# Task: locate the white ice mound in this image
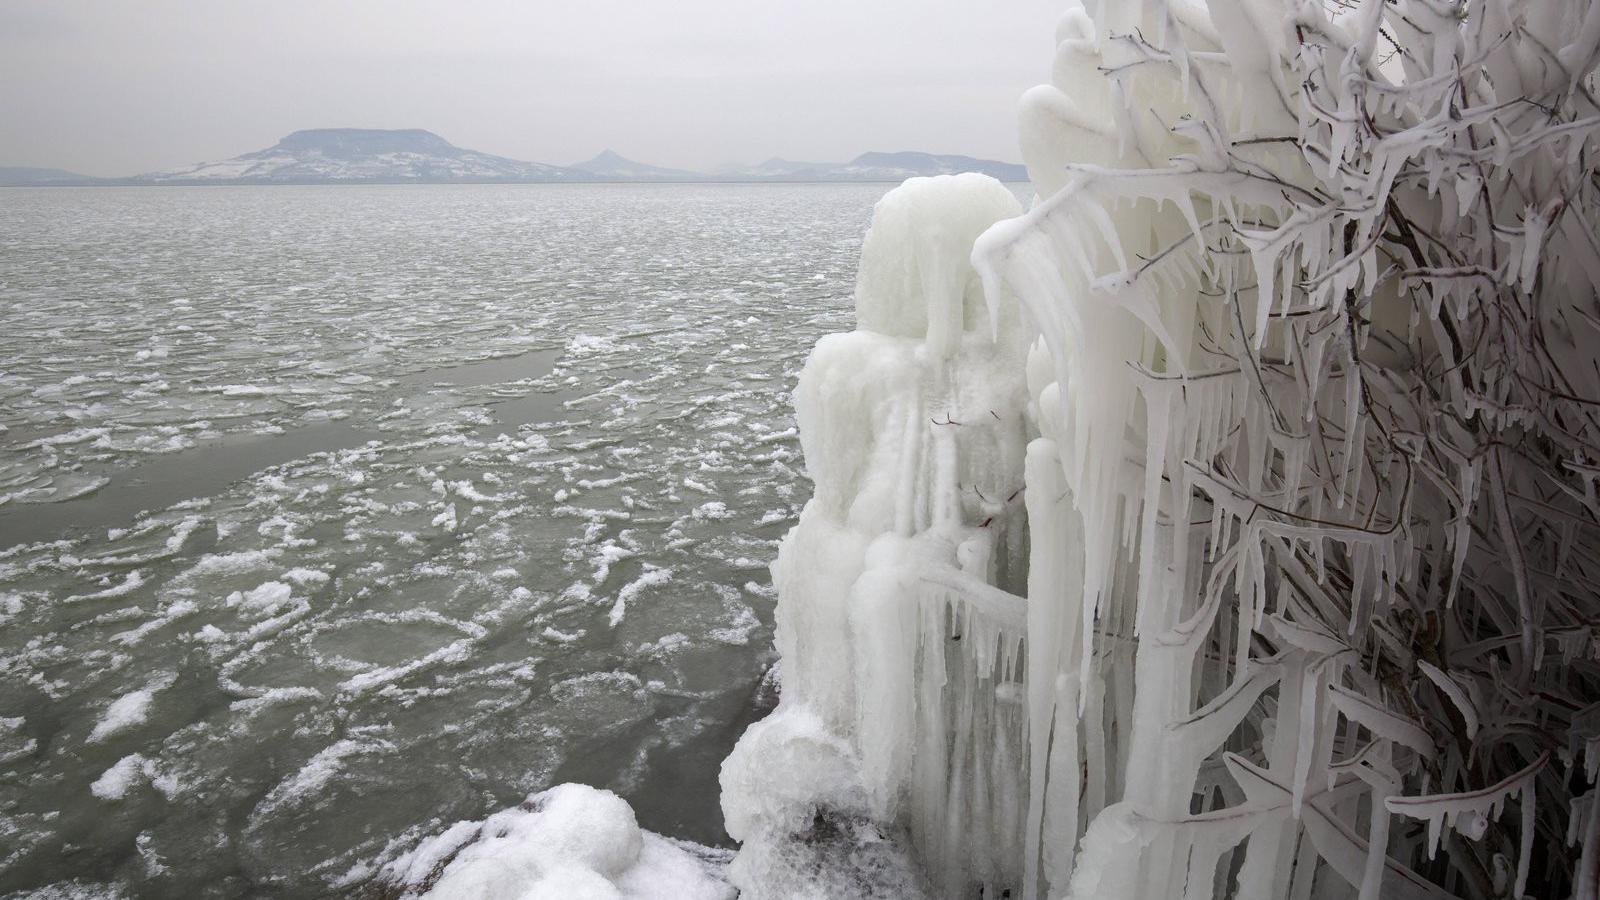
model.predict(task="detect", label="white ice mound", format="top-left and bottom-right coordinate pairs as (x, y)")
top-left (720, 173), bottom-right (1031, 899)
top-left (721, 707), bottom-right (931, 900)
top-left (854, 173), bottom-right (1027, 356)
top-left (384, 783), bottom-right (734, 900)
top-left (721, 707), bottom-right (866, 841)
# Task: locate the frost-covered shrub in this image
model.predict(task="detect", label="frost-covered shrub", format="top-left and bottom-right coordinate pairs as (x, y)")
top-left (726, 2), bottom-right (1600, 899)
top-left (971, 1), bottom-right (1600, 898)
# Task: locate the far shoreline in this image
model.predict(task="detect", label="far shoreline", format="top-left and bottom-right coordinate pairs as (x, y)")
top-left (0, 177), bottom-right (1032, 188)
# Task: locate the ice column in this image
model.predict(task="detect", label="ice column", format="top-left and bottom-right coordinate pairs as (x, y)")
top-left (720, 174), bottom-right (1033, 899)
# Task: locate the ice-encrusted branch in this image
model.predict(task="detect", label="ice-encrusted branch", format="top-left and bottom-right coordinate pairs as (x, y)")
top-left (1386, 750), bottom-right (1550, 896)
top-left (967, 1), bottom-right (1600, 897)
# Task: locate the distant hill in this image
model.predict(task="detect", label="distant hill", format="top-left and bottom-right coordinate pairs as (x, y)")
top-left (0, 166), bottom-right (97, 186)
top-left (724, 152), bottom-right (1027, 182)
top-left (713, 153), bottom-right (1027, 182)
top-left (712, 157), bottom-right (831, 178)
top-left (138, 128), bottom-right (584, 184)
top-left (8, 131), bottom-right (1028, 186)
top-left (821, 151), bottom-right (1027, 182)
top-left (570, 150), bottom-right (700, 181)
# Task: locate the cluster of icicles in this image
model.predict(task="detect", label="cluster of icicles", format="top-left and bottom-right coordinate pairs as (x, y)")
top-left (720, 1), bottom-right (1600, 899)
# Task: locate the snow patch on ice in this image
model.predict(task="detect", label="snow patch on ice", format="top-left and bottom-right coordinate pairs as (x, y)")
top-left (91, 754), bottom-right (178, 800)
top-left (253, 738), bottom-right (391, 818)
top-left (65, 571), bottom-right (146, 603)
top-left (566, 334), bottom-right (622, 356)
top-left (692, 501), bottom-right (731, 520)
top-left (88, 675), bottom-right (174, 743)
top-left (607, 567), bottom-right (673, 627)
top-left (226, 580), bottom-right (294, 615)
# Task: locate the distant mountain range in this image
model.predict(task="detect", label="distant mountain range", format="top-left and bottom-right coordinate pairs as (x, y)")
top-left (146, 128), bottom-right (577, 184)
top-left (0, 129), bottom-right (1026, 186)
top-left (711, 151), bottom-right (1026, 182)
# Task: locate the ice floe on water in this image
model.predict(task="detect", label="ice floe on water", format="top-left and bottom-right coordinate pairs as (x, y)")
top-left (0, 183), bottom-right (911, 897)
top-left (89, 753), bottom-right (178, 802)
top-left (86, 675), bottom-right (173, 744)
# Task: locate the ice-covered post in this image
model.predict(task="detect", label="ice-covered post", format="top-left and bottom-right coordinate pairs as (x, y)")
top-left (721, 174), bottom-right (1037, 898)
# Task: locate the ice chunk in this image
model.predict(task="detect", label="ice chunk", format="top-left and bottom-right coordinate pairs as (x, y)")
top-left (692, 501), bottom-right (731, 520)
top-left (281, 567), bottom-right (330, 587)
top-left (226, 581), bottom-right (293, 615)
top-left (88, 676), bottom-right (172, 743)
top-left (91, 754), bottom-right (148, 800)
top-left (607, 567), bottom-right (672, 628)
top-left (431, 503), bottom-right (458, 531)
top-left (91, 754), bottom-right (176, 800)
top-left (65, 571), bottom-right (146, 603)
top-left (183, 549), bottom-right (282, 579)
top-left (566, 334), bottom-right (620, 355)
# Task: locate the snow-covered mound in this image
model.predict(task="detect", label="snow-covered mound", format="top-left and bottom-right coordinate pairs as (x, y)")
top-left (380, 783), bottom-right (735, 900)
top-left (144, 128), bottom-right (581, 184)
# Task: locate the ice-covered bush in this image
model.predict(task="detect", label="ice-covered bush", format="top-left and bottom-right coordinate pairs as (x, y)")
top-left (973, 1), bottom-right (1600, 897)
top-left (726, 1), bottom-right (1600, 898)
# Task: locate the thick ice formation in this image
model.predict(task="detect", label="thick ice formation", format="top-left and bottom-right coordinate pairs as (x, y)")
top-left (723, 1), bottom-right (1600, 898)
top-left (721, 173), bottom-right (1029, 898)
top-left (381, 783), bottom-right (734, 900)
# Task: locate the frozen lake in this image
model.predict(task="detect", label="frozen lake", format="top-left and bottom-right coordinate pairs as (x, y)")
top-left (0, 183), bottom-right (881, 898)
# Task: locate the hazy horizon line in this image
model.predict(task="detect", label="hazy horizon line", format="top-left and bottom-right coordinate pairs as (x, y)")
top-left (3, 126), bottom-right (1027, 180)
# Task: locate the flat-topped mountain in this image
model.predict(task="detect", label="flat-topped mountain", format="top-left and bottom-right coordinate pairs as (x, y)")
top-left (143, 128), bottom-right (582, 184)
top-left (275, 128), bottom-right (457, 156)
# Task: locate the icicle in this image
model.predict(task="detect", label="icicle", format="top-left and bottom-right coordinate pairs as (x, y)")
top-left (1384, 752), bottom-right (1550, 869)
top-left (1515, 777), bottom-right (1534, 899)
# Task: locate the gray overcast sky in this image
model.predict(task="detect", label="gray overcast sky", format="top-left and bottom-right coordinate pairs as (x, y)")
top-left (0, 1), bottom-right (1062, 177)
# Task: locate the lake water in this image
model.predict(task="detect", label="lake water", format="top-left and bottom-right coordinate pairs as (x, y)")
top-left (0, 183), bottom-right (882, 898)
